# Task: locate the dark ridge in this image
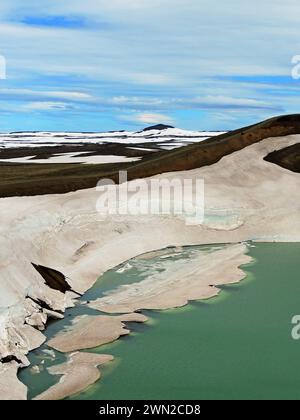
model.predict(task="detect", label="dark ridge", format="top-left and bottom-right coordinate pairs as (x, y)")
top-left (276, 114), bottom-right (300, 123)
top-left (142, 124), bottom-right (174, 132)
top-left (1, 355), bottom-right (23, 364)
top-left (264, 143), bottom-right (300, 173)
top-left (0, 114), bottom-right (300, 197)
top-left (31, 263), bottom-right (81, 296)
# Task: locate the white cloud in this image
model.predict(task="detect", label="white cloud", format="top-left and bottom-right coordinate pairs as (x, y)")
top-left (110, 96), bottom-right (164, 107)
top-left (23, 101), bottom-right (72, 111)
top-left (120, 112), bottom-right (175, 125)
top-left (128, 73), bottom-right (173, 85)
top-left (188, 95), bottom-right (276, 110)
top-left (0, 88), bottom-right (93, 102)
top-left (0, 90), bottom-right (283, 117)
top-left (107, 94), bottom-right (280, 112)
top-left (46, 91), bottom-right (92, 100)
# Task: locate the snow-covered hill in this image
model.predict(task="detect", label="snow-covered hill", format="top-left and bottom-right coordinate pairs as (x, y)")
top-left (0, 127), bottom-right (226, 150)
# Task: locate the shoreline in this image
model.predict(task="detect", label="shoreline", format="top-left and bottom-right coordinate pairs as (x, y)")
top-left (32, 243), bottom-right (252, 400)
top-left (87, 243), bottom-right (251, 314)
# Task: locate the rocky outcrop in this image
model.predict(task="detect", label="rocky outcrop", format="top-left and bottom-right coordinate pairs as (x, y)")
top-left (264, 142), bottom-right (300, 173)
top-left (31, 263), bottom-right (81, 295)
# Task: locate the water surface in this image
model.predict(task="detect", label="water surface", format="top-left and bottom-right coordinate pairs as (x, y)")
top-left (20, 243), bottom-right (300, 400)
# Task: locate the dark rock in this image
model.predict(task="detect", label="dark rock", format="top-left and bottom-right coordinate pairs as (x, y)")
top-left (31, 263), bottom-right (81, 296)
top-left (143, 124), bottom-right (174, 132)
top-left (1, 355), bottom-right (23, 364)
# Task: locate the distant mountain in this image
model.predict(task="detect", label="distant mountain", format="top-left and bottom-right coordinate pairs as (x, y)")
top-left (142, 124), bottom-right (175, 132)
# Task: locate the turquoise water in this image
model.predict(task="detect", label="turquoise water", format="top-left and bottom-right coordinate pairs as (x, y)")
top-left (20, 243), bottom-right (300, 400)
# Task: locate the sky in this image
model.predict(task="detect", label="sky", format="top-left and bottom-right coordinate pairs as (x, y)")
top-left (0, 0), bottom-right (300, 132)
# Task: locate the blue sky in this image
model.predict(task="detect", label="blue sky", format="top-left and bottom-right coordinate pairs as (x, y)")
top-left (0, 0), bottom-right (300, 132)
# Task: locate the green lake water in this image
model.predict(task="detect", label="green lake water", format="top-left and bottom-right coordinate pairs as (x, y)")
top-left (19, 243), bottom-right (300, 400)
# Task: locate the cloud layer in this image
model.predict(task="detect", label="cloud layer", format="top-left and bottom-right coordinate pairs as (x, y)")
top-left (0, 1), bottom-right (300, 131)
